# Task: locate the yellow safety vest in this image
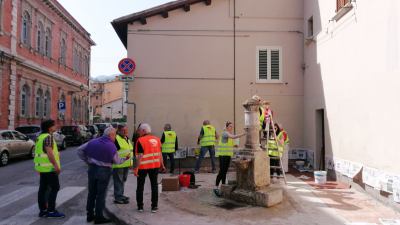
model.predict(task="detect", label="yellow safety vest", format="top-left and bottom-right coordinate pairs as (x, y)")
top-left (34, 133), bottom-right (60, 173)
top-left (267, 138), bottom-right (284, 157)
top-left (200, 125), bottom-right (216, 147)
top-left (259, 107), bottom-right (265, 130)
top-left (162, 131), bottom-right (177, 153)
top-left (216, 133), bottom-right (234, 157)
top-left (112, 135), bottom-right (134, 169)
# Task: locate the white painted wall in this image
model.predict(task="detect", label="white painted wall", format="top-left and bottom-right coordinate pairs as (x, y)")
top-left (101, 98), bottom-right (126, 120)
top-left (304, 0), bottom-right (400, 174)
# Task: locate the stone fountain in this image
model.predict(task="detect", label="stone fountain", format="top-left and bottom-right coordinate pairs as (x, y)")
top-left (220, 98), bottom-right (283, 207)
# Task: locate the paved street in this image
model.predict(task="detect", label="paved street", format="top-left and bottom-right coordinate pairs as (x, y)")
top-left (0, 146), bottom-right (115, 225)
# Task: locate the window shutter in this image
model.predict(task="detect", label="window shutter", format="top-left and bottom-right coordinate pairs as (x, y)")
top-left (270, 50), bottom-right (280, 80)
top-left (258, 49), bottom-right (268, 80)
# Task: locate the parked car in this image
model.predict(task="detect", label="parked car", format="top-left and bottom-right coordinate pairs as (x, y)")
top-left (60, 125), bottom-right (91, 146)
top-left (15, 125), bottom-right (67, 150)
top-left (0, 130), bottom-right (35, 166)
top-left (86, 125), bottom-right (99, 139)
top-left (94, 123), bottom-right (111, 136)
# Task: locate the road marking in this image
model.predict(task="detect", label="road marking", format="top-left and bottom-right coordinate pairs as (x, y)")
top-left (61, 216), bottom-right (86, 225)
top-left (0, 186), bottom-right (37, 209)
top-left (0, 186), bottom-right (85, 225)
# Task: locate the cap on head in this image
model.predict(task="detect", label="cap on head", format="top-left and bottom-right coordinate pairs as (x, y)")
top-left (164, 123), bottom-right (172, 131)
top-left (41, 119), bottom-right (55, 133)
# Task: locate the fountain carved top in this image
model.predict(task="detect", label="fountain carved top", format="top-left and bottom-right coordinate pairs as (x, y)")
top-left (243, 95), bottom-right (269, 112)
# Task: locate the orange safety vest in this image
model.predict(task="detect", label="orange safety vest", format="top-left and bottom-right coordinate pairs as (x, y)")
top-left (136, 135), bottom-right (162, 170)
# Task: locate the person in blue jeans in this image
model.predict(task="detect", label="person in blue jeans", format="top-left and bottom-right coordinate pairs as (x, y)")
top-left (77, 127), bottom-right (130, 224)
top-left (194, 120), bottom-right (219, 173)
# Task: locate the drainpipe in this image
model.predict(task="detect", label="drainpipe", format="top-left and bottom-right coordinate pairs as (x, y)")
top-left (124, 86), bottom-right (136, 130)
top-left (233, 0), bottom-right (236, 132)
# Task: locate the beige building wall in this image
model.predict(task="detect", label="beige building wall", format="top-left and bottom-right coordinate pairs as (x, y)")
top-left (103, 79), bottom-right (123, 104)
top-left (90, 82), bottom-right (104, 117)
top-left (304, 0), bottom-right (400, 174)
top-left (126, 0), bottom-right (304, 148)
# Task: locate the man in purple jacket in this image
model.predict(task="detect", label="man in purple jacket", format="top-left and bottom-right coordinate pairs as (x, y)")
top-left (78, 127), bottom-right (130, 224)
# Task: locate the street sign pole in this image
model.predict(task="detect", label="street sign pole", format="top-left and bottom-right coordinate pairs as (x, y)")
top-left (118, 57), bottom-right (136, 127)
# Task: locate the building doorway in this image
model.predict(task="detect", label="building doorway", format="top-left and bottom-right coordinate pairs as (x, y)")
top-left (315, 109), bottom-right (325, 170)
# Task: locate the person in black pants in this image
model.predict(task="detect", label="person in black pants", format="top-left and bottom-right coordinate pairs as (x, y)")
top-left (214, 121), bottom-right (245, 197)
top-left (133, 123), bottom-right (166, 213)
top-left (161, 124), bottom-right (178, 174)
top-left (35, 119), bottom-right (65, 218)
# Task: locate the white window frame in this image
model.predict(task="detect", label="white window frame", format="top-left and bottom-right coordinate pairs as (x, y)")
top-left (256, 46), bottom-right (283, 83)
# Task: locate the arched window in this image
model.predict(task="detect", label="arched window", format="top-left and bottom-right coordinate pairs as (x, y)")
top-left (0, 0), bottom-right (4, 31)
top-left (84, 55), bottom-right (89, 76)
top-left (45, 28), bottom-right (52, 57)
top-left (72, 98), bottom-right (78, 120)
top-left (77, 99), bottom-right (82, 121)
top-left (21, 84), bottom-right (30, 116)
top-left (43, 90), bottom-right (51, 118)
top-left (37, 22), bottom-right (44, 53)
top-left (84, 100), bottom-right (89, 122)
top-left (73, 49), bottom-right (78, 72)
top-left (21, 11), bottom-right (31, 46)
top-left (35, 88), bottom-right (43, 117)
top-left (60, 38), bottom-right (66, 64)
top-left (78, 51), bottom-right (82, 74)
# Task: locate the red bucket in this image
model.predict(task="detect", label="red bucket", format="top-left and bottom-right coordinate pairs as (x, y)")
top-left (179, 174), bottom-right (191, 187)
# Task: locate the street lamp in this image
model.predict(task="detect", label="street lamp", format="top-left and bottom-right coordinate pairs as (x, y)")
top-left (106, 106), bottom-right (113, 122)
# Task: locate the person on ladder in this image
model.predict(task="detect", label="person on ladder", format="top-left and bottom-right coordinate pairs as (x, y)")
top-left (267, 123), bottom-right (285, 179)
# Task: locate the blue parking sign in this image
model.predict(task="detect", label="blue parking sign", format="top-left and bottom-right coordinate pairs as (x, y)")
top-left (58, 101), bottom-right (66, 112)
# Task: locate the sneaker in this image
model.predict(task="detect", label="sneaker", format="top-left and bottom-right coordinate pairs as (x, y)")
top-left (211, 170), bottom-right (217, 174)
top-left (151, 207), bottom-right (158, 213)
top-left (213, 188), bottom-right (222, 197)
top-left (137, 207), bottom-right (144, 212)
top-left (87, 214), bottom-right (94, 222)
top-left (122, 196), bottom-right (130, 201)
top-left (46, 210), bottom-right (65, 219)
top-left (114, 199), bottom-right (129, 204)
top-left (38, 210), bottom-right (47, 218)
top-left (94, 216), bottom-right (111, 224)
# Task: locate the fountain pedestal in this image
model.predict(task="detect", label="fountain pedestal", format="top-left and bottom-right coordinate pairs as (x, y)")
top-left (221, 98), bottom-right (283, 207)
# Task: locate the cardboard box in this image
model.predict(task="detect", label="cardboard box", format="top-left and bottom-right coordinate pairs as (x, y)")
top-left (162, 177), bottom-right (180, 191)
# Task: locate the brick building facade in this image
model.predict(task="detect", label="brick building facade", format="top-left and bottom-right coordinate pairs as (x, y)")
top-left (0, 0), bottom-right (94, 129)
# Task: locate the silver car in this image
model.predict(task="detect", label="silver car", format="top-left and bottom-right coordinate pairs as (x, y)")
top-left (0, 130), bottom-right (35, 166)
top-left (15, 125), bottom-right (67, 150)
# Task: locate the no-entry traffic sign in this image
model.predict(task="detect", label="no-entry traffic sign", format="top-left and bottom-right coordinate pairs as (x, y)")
top-left (118, 58), bottom-right (136, 75)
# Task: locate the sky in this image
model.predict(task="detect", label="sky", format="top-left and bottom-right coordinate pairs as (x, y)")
top-left (58, 0), bottom-right (171, 78)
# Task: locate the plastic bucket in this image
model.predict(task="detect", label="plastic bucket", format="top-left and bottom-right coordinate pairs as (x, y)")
top-left (314, 171), bottom-right (327, 184)
top-left (179, 174), bottom-right (191, 187)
